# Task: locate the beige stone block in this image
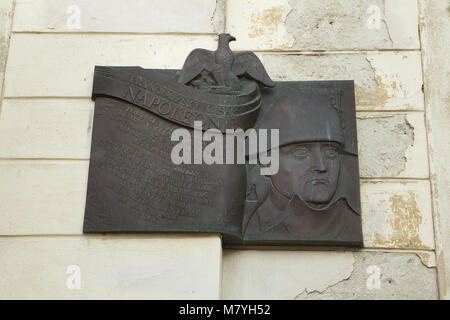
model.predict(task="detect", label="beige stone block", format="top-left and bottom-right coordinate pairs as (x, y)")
top-left (296, 251), bottom-right (437, 299)
top-left (0, 235), bottom-right (222, 299)
top-left (357, 112), bottom-right (429, 178)
top-left (261, 51), bottom-right (424, 111)
top-left (222, 250), bottom-right (355, 299)
top-left (361, 180), bottom-right (434, 250)
top-left (3, 34), bottom-right (217, 97)
top-left (222, 250), bottom-right (437, 299)
top-left (0, 160), bottom-right (88, 235)
top-left (13, 0), bottom-right (224, 34)
top-left (365, 52), bottom-right (424, 110)
top-left (226, 0), bottom-right (294, 51)
top-left (226, 0), bottom-right (419, 51)
top-left (0, 99), bottom-right (94, 159)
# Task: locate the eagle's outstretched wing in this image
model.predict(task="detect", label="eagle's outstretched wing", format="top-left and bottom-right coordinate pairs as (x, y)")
top-left (178, 49), bottom-right (216, 85)
top-left (232, 52), bottom-right (275, 87)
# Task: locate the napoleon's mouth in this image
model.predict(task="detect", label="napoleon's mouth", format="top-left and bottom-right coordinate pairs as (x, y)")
top-left (307, 178), bottom-right (329, 186)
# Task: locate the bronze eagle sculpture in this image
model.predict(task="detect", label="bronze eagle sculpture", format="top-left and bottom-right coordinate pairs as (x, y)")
top-left (178, 33), bottom-right (275, 91)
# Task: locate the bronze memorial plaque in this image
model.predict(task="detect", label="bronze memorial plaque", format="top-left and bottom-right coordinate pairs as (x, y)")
top-left (83, 34), bottom-right (363, 246)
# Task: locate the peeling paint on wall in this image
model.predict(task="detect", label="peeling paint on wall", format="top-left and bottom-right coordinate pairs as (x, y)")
top-left (361, 180), bottom-right (435, 250)
top-left (381, 191), bottom-right (423, 248)
top-left (222, 250), bottom-right (354, 299)
top-left (416, 252), bottom-right (437, 268)
top-left (226, 0), bottom-right (294, 50)
top-left (261, 52), bottom-right (424, 111)
top-left (283, 0), bottom-right (419, 50)
top-left (296, 252), bottom-right (437, 299)
top-left (357, 114), bottom-right (414, 177)
top-left (365, 52), bottom-right (423, 110)
top-left (247, 2), bottom-right (293, 49)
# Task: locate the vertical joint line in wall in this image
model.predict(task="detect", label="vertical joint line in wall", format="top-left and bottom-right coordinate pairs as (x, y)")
top-left (223, 0), bottom-right (227, 33)
top-left (382, 4), bottom-right (394, 46)
top-left (416, 0), bottom-right (422, 52)
top-left (0, 0), bottom-right (17, 118)
top-left (416, 0), bottom-right (441, 300)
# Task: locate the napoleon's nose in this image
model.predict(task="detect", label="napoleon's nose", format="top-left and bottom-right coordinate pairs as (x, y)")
top-left (311, 145), bottom-right (327, 173)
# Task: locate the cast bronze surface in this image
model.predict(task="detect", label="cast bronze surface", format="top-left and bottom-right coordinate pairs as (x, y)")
top-left (178, 33), bottom-right (275, 92)
top-left (243, 82), bottom-right (362, 246)
top-left (83, 34), bottom-right (363, 246)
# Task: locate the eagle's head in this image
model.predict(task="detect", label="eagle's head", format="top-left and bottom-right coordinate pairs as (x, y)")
top-left (218, 33), bottom-right (236, 43)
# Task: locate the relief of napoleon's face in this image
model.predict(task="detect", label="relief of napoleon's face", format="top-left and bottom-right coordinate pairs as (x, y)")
top-left (269, 142), bottom-right (341, 209)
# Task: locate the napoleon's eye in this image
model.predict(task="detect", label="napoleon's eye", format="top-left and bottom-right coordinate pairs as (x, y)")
top-left (323, 146), bottom-right (338, 159)
top-left (292, 147), bottom-right (310, 159)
